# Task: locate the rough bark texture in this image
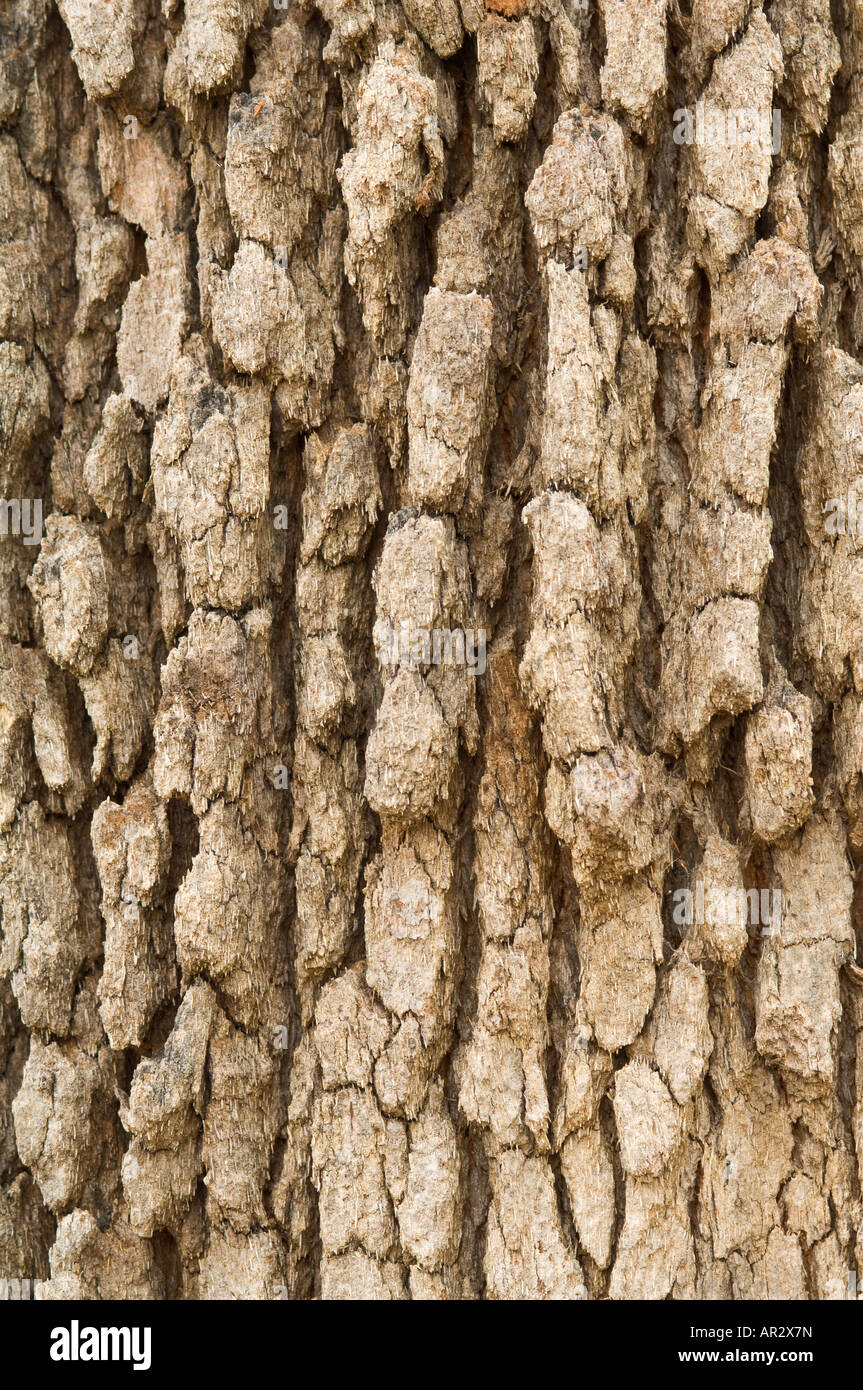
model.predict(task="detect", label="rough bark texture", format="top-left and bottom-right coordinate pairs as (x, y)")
top-left (3, 0), bottom-right (863, 1302)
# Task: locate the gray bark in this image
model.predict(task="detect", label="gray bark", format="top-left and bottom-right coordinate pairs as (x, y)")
top-left (2, 0), bottom-right (863, 1300)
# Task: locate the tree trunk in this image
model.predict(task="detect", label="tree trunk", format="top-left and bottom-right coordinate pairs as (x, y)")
top-left (2, 0), bottom-right (863, 1302)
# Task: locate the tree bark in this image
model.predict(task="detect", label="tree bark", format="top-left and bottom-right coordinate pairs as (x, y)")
top-left (2, 0), bottom-right (863, 1301)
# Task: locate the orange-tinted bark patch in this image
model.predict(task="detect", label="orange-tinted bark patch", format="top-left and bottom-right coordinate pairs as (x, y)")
top-left (484, 0), bottom-right (528, 17)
